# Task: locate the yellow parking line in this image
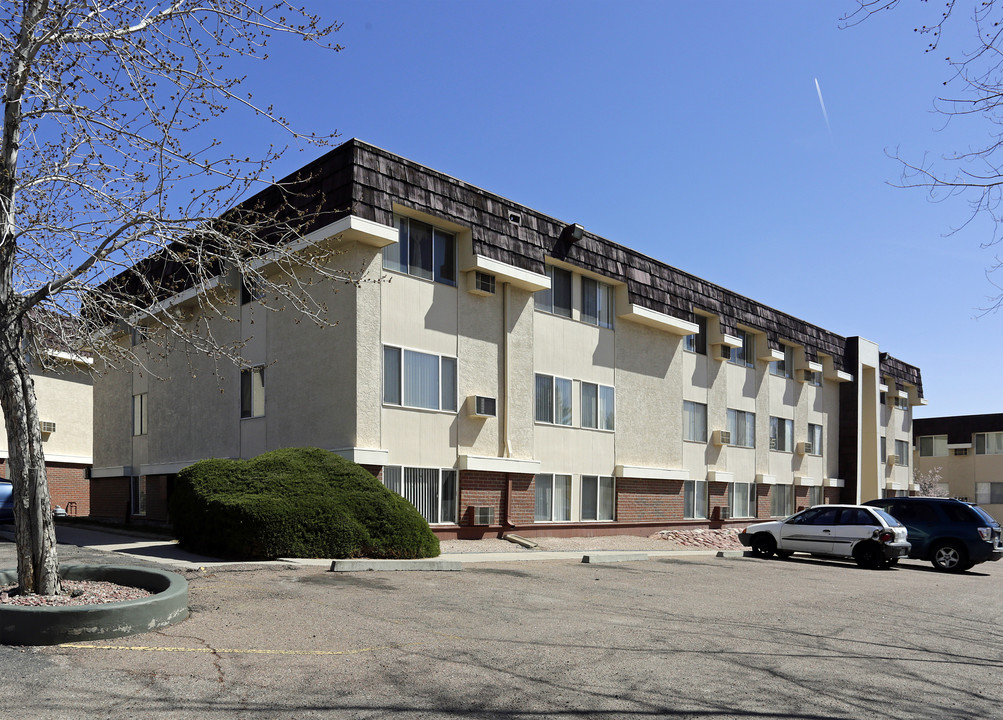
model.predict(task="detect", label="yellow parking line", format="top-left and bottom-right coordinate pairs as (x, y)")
top-left (57, 642), bottom-right (423, 656)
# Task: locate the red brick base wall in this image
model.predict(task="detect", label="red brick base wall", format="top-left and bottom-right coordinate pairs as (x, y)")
top-left (0, 459), bottom-right (90, 516)
top-left (616, 477), bottom-right (684, 522)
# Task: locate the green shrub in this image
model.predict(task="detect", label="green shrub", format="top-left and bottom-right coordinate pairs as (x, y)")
top-left (170, 447), bottom-right (440, 560)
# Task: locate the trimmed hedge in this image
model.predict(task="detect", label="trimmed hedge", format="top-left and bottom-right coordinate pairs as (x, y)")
top-left (170, 447), bottom-right (440, 559)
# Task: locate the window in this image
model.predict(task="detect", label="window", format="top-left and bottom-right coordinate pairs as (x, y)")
top-left (684, 480), bottom-right (708, 519)
top-left (535, 474), bottom-right (571, 521)
top-left (724, 330), bottom-right (755, 367)
top-left (475, 272), bottom-right (496, 294)
top-left (581, 276), bottom-right (614, 329)
top-left (240, 276), bottom-right (264, 305)
top-left (894, 439), bottom-right (909, 466)
top-left (729, 482), bottom-right (756, 519)
top-left (581, 476), bottom-right (615, 521)
top-left (976, 482), bottom-right (1003, 505)
top-left (894, 396), bottom-right (910, 410)
top-left (953, 448), bottom-right (969, 456)
top-left (771, 484), bottom-right (795, 517)
top-left (582, 382), bottom-right (615, 430)
top-left (130, 476), bottom-right (146, 516)
top-left (805, 370), bottom-right (822, 386)
top-left (807, 485), bottom-right (823, 507)
top-left (535, 374), bottom-right (572, 425)
top-left (975, 432), bottom-right (1003, 455)
top-left (684, 315), bottom-right (707, 354)
top-left (769, 416), bottom-right (794, 452)
top-left (382, 467), bottom-right (457, 524)
top-left (132, 393), bottom-right (148, 436)
top-left (683, 401), bottom-right (708, 442)
top-left (919, 435), bottom-right (948, 457)
top-left (880, 436), bottom-right (887, 463)
top-left (383, 346), bottom-right (457, 412)
top-left (384, 216), bottom-right (456, 286)
top-left (535, 266), bottom-right (572, 317)
top-left (727, 409), bottom-right (755, 447)
top-left (240, 367), bottom-right (265, 418)
top-left (807, 423), bottom-right (823, 456)
top-left (769, 345), bottom-right (794, 378)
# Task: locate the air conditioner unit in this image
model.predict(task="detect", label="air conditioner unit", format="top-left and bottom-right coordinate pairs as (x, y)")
top-left (769, 437), bottom-right (778, 450)
top-left (473, 506), bottom-right (495, 526)
top-left (712, 430), bottom-right (731, 446)
top-left (39, 421), bottom-right (56, 434)
top-left (886, 454), bottom-right (898, 466)
top-left (468, 395), bottom-right (497, 418)
top-left (719, 506), bottom-right (731, 520)
top-left (797, 441), bottom-right (813, 456)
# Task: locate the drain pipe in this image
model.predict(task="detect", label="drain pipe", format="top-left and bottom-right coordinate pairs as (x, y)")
top-left (502, 282), bottom-right (515, 527)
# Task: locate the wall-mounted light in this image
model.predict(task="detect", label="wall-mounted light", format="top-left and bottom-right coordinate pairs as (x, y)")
top-left (561, 223), bottom-right (585, 244)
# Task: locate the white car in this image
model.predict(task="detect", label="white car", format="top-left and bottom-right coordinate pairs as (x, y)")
top-left (738, 504), bottom-right (911, 569)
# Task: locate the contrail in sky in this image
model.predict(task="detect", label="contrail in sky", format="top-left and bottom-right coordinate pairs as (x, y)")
top-left (815, 77), bottom-right (831, 135)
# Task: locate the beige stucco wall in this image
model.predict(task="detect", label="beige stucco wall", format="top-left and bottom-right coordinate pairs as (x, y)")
top-left (2, 364), bottom-right (94, 464)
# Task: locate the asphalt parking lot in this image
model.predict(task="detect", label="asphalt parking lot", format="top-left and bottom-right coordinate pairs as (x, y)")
top-left (1, 540), bottom-right (1001, 720)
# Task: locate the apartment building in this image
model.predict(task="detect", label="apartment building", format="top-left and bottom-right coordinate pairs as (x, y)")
top-left (1, 355), bottom-right (93, 517)
top-left (914, 414), bottom-right (1003, 521)
top-left (90, 139), bottom-right (924, 537)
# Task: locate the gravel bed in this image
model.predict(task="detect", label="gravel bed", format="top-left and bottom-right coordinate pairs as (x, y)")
top-left (439, 528), bottom-right (748, 554)
top-left (0, 580), bottom-right (152, 607)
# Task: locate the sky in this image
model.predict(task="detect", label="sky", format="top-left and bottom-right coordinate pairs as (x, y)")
top-left (207, 1), bottom-right (1003, 418)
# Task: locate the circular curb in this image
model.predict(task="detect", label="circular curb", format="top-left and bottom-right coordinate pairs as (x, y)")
top-left (0, 565), bottom-right (189, 646)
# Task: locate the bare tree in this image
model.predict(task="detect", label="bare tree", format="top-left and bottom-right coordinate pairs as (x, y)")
top-left (844, 1), bottom-right (1003, 310)
top-left (1, 2), bottom-right (348, 595)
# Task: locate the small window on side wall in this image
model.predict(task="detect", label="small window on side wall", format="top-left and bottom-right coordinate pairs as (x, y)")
top-left (684, 316), bottom-right (707, 354)
top-left (240, 367), bottom-right (265, 418)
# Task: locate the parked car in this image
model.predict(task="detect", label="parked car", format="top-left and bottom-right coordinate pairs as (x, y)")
top-left (863, 497), bottom-right (1003, 573)
top-left (738, 504), bottom-right (911, 569)
top-left (0, 481), bottom-right (12, 522)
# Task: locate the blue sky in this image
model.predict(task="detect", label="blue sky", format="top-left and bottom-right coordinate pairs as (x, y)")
top-left (215, 1), bottom-right (1001, 418)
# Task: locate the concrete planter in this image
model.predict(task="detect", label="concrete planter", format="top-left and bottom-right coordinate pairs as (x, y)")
top-left (0, 565), bottom-right (188, 646)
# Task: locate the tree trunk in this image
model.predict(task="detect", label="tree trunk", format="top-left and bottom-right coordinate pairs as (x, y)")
top-left (0, 325), bottom-right (59, 595)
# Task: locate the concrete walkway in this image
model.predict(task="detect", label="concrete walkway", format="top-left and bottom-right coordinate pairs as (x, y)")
top-left (0, 522), bottom-right (744, 570)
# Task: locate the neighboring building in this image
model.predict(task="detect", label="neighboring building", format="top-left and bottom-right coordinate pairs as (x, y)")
top-left (913, 413), bottom-right (1003, 521)
top-left (91, 139), bottom-right (924, 536)
top-left (0, 354), bottom-right (93, 517)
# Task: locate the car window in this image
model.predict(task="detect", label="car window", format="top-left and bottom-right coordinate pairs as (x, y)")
top-left (870, 508), bottom-right (902, 527)
top-left (788, 509), bottom-right (816, 525)
top-left (839, 508), bottom-right (877, 526)
top-left (970, 505), bottom-right (998, 525)
top-left (808, 507), bottom-right (841, 525)
top-left (889, 503), bottom-right (936, 524)
top-left (942, 503), bottom-right (978, 523)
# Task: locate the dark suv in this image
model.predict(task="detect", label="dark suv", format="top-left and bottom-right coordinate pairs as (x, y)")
top-left (863, 497), bottom-right (1002, 572)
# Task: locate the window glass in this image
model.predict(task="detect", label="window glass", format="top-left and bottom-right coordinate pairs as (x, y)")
top-left (581, 382), bottom-right (598, 429)
top-left (383, 346), bottom-right (401, 405)
top-left (684, 480), bottom-right (708, 519)
top-left (684, 316), bottom-right (707, 354)
top-left (809, 507), bottom-right (840, 525)
top-left (403, 350), bottom-right (439, 409)
top-left (975, 432), bottom-right (1003, 455)
top-left (132, 393), bottom-right (148, 436)
top-left (555, 377), bottom-right (572, 426)
top-left (727, 409), bottom-right (755, 448)
top-left (240, 368), bottom-right (264, 418)
top-left (581, 277), bottom-right (614, 329)
top-left (769, 345), bottom-right (794, 378)
top-left (537, 266), bottom-right (573, 317)
top-left (535, 474), bottom-right (571, 521)
top-left (599, 385), bottom-right (615, 431)
top-left (384, 218), bottom-right (409, 273)
top-left (808, 424), bottom-right (823, 455)
top-left (919, 435), bottom-right (948, 457)
top-left (433, 228), bottom-right (456, 285)
top-left (535, 374), bottom-right (554, 423)
top-left (582, 475), bottom-right (615, 521)
top-left (770, 417), bottom-right (793, 452)
top-left (895, 439), bottom-right (910, 466)
top-left (440, 356), bottom-right (457, 412)
top-left (729, 482), bottom-right (756, 518)
top-left (727, 331), bottom-right (755, 367)
top-left (381, 467), bottom-right (456, 524)
top-left (683, 401), bottom-right (707, 442)
top-left (407, 219), bottom-right (434, 280)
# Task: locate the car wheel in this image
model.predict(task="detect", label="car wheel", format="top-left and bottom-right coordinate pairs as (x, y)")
top-left (854, 542), bottom-right (884, 570)
top-left (750, 533), bottom-right (776, 558)
top-left (931, 542), bottom-right (968, 572)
